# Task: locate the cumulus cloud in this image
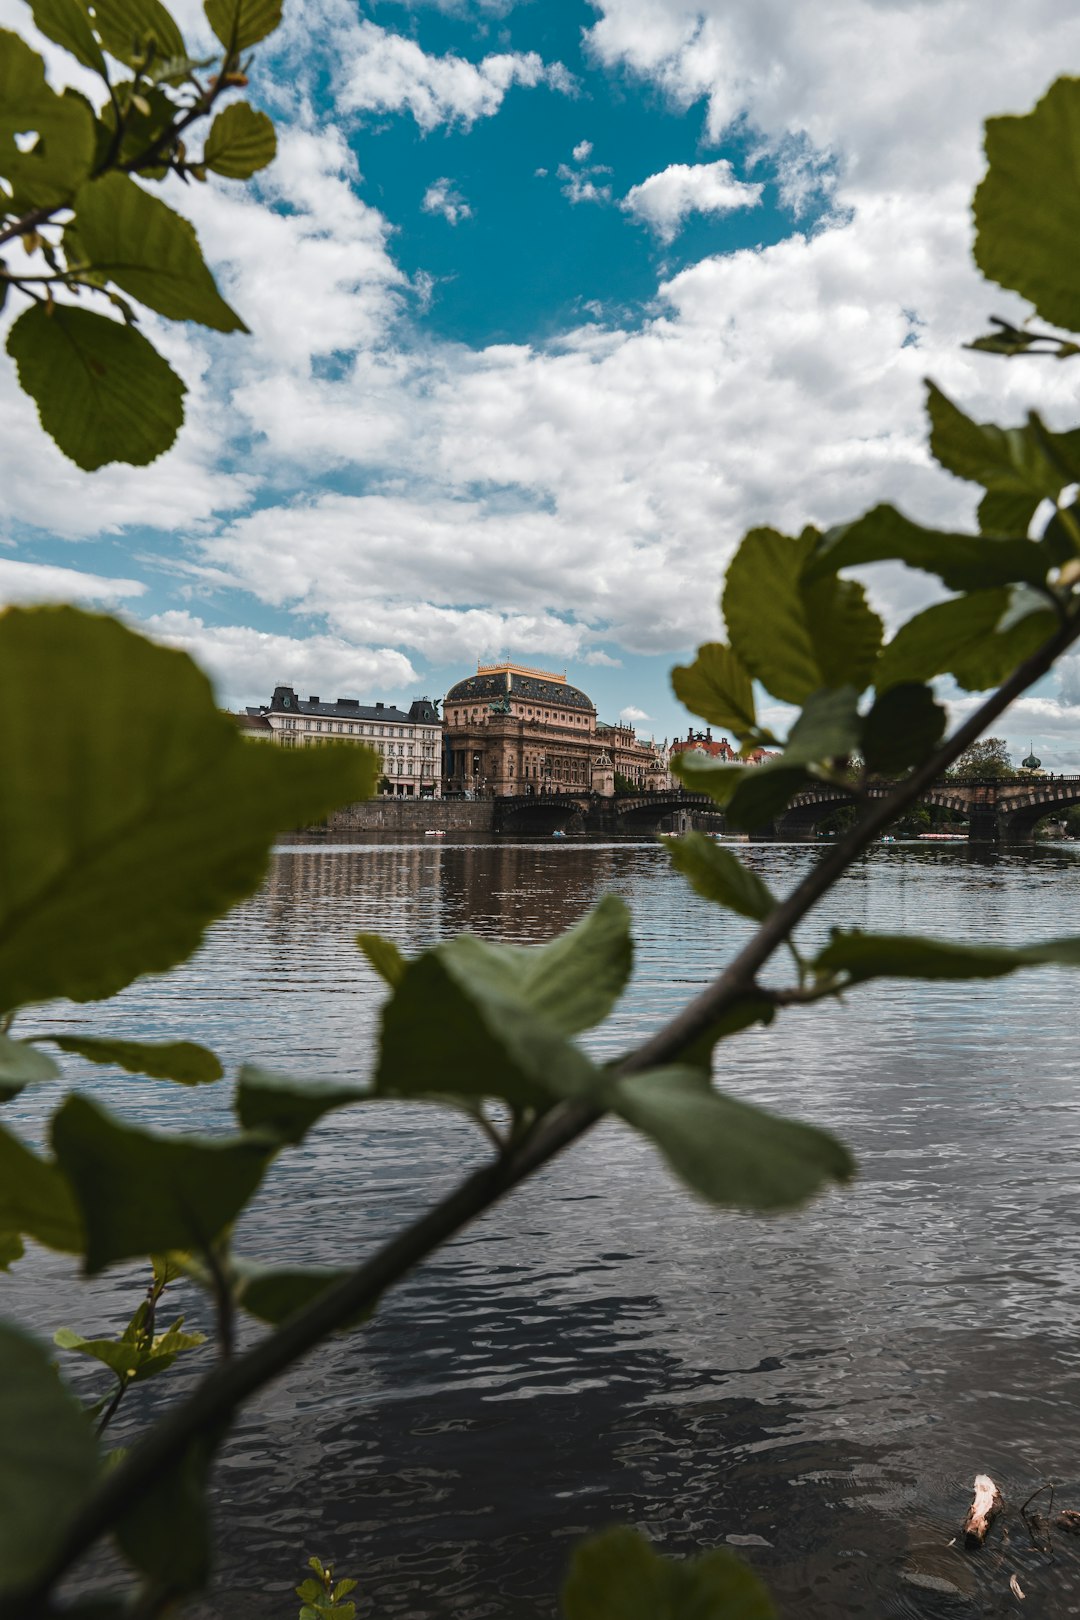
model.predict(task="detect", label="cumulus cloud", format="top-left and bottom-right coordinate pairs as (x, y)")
top-left (136, 611), bottom-right (418, 710)
top-left (621, 159), bottom-right (763, 241)
top-left (0, 559), bottom-right (147, 606)
top-left (573, 139), bottom-right (594, 161)
top-left (620, 704), bottom-right (650, 723)
top-left (422, 177), bottom-right (473, 225)
top-left (337, 20), bottom-right (572, 130)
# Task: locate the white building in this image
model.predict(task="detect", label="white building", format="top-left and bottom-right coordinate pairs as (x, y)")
top-left (246, 685), bottom-right (443, 798)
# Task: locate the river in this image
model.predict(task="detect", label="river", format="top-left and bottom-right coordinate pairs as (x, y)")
top-left (7, 836), bottom-right (1080, 1618)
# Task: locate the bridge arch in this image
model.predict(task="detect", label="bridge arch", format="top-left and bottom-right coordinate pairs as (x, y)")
top-left (997, 780), bottom-right (1080, 838)
top-left (492, 794), bottom-right (587, 834)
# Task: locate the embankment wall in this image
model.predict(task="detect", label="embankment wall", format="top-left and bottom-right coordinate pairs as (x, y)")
top-left (313, 799), bottom-right (495, 834)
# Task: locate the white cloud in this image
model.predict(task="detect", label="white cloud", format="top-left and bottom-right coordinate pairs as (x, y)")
top-left (337, 20), bottom-right (572, 131)
top-left (0, 559), bottom-right (147, 606)
top-left (422, 177), bottom-right (473, 225)
top-left (573, 139), bottom-right (594, 161)
top-left (620, 704), bottom-right (650, 723)
top-left (136, 611), bottom-right (418, 710)
top-left (559, 166), bottom-right (613, 205)
top-left (621, 159), bottom-right (763, 241)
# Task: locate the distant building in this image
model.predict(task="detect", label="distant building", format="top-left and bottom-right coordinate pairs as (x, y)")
top-left (241, 686), bottom-right (443, 797)
top-left (443, 662), bottom-right (604, 796)
top-left (668, 728), bottom-right (776, 771)
top-left (596, 721), bottom-right (673, 791)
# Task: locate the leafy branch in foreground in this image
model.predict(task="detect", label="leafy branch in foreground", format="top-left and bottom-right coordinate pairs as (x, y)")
top-left (1, 65), bottom-right (1080, 1620)
top-left (1, 0), bottom-right (281, 469)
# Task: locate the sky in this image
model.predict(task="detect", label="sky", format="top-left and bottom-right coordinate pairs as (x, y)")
top-left (3, 0), bottom-right (1080, 760)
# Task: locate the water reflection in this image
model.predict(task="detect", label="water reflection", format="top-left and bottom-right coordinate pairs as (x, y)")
top-left (7, 839), bottom-right (1080, 1618)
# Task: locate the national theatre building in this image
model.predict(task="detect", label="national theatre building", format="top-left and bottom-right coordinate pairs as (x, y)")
top-left (443, 662), bottom-right (667, 797)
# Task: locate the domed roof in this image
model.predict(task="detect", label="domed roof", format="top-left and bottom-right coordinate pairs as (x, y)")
top-left (1023, 750), bottom-right (1042, 771)
top-left (445, 665), bottom-right (594, 711)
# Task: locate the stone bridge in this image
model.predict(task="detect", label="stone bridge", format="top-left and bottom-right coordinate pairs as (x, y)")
top-left (489, 777), bottom-right (1080, 841)
top-left (491, 789), bottom-right (719, 836)
top-left (776, 775), bottom-right (1080, 842)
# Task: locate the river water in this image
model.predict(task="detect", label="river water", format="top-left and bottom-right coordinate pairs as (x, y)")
top-left (8, 835), bottom-right (1080, 1619)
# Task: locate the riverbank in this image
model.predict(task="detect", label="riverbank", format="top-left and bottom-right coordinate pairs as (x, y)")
top-left (312, 798), bottom-right (495, 834)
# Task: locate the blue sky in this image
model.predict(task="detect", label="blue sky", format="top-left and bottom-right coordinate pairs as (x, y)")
top-left (3, 0), bottom-right (1080, 758)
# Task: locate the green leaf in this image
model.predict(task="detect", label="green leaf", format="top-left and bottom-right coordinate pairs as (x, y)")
top-left (88, 0), bottom-right (186, 69)
top-left (28, 0), bottom-right (108, 76)
top-left (0, 1032), bottom-right (59, 1101)
top-left (203, 100), bottom-right (276, 178)
top-left (562, 1526), bottom-right (777, 1620)
top-left (724, 765), bottom-right (812, 831)
top-left (860, 683), bottom-right (946, 775)
top-left (0, 29), bottom-right (95, 209)
top-left (376, 945), bottom-right (602, 1110)
top-left (204, 0), bottom-right (281, 49)
top-left (73, 172), bottom-right (245, 332)
top-left (230, 1262), bottom-right (367, 1328)
top-left (0, 1231), bottom-right (24, 1270)
top-left (45, 1035), bottom-right (224, 1085)
top-left (877, 589), bottom-right (1057, 693)
top-left (973, 76), bottom-right (1080, 333)
top-left (670, 642), bottom-right (756, 735)
top-left (610, 1067), bottom-right (854, 1213)
top-left (723, 528), bottom-right (881, 703)
top-left (978, 488), bottom-right (1041, 540)
top-left (808, 504), bottom-right (1049, 591)
top-left (51, 1094), bottom-right (274, 1273)
top-left (6, 302), bottom-right (186, 470)
top-left (0, 1122), bottom-right (83, 1252)
top-left (815, 929), bottom-right (1080, 985)
top-left (927, 382), bottom-right (1080, 514)
top-left (356, 932), bottom-right (406, 988)
top-left (235, 1066), bottom-right (369, 1145)
top-left (666, 832), bottom-right (776, 921)
top-left (0, 606), bottom-right (379, 1013)
top-left (0, 1323), bottom-right (100, 1596)
top-left (54, 1317), bottom-right (205, 1381)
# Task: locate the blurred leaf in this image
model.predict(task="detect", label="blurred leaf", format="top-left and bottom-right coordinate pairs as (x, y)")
top-left (877, 589), bottom-right (1057, 693)
top-left (204, 0), bottom-right (281, 49)
top-left (28, 0), bottom-right (107, 76)
top-left (0, 606), bottom-right (379, 1013)
top-left (670, 642), bottom-right (756, 734)
top-left (235, 1066), bottom-right (369, 1144)
top-left (46, 1035), bottom-right (223, 1085)
top-left (6, 303), bottom-right (186, 470)
top-left (978, 488), bottom-right (1041, 540)
top-left (967, 317), bottom-right (1080, 362)
top-left (230, 1261), bottom-right (368, 1328)
top-left (0, 1231), bottom-right (24, 1270)
top-left (808, 504), bottom-right (1049, 591)
top-left (1040, 501), bottom-right (1080, 565)
top-left (0, 1122), bottom-right (83, 1252)
top-left (74, 172), bottom-right (245, 332)
top-left (203, 100), bottom-right (275, 177)
top-left (0, 1323), bottom-right (100, 1595)
top-left (90, 0), bottom-right (185, 68)
top-left (725, 765), bottom-right (813, 831)
top-left (0, 1033), bottom-right (59, 1101)
top-left (861, 684), bottom-right (946, 774)
top-left (93, 81), bottom-right (177, 178)
top-left (562, 1526), bottom-right (777, 1620)
top-left (0, 30), bottom-right (95, 209)
top-left (115, 1429), bottom-right (219, 1591)
top-left (51, 1095), bottom-right (274, 1273)
top-left (356, 932), bottom-right (406, 988)
top-left (927, 382), bottom-right (1080, 514)
top-left (666, 833), bottom-right (776, 921)
top-left (611, 1067), bottom-right (854, 1212)
top-left (973, 76), bottom-right (1080, 333)
top-left (723, 528), bottom-right (881, 703)
top-left (815, 929), bottom-right (1080, 985)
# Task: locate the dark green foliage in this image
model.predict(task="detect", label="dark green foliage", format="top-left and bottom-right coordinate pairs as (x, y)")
top-left (665, 833), bottom-right (776, 921)
top-left (947, 736), bottom-right (1015, 779)
top-left (45, 1036), bottom-right (223, 1085)
top-left (562, 1526), bottom-right (776, 1620)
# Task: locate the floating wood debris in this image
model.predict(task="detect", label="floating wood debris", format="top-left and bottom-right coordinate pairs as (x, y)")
top-left (1009, 1573), bottom-right (1025, 1600)
top-left (1056, 1508), bottom-right (1080, 1535)
top-left (964, 1474), bottom-right (1003, 1548)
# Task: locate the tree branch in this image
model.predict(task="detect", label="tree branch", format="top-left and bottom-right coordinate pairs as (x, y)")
top-left (7, 607), bottom-right (1079, 1617)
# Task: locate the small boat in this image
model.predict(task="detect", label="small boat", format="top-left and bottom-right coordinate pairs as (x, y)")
top-left (424, 829), bottom-right (446, 837)
top-left (552, 829), bottom-right (567, 839)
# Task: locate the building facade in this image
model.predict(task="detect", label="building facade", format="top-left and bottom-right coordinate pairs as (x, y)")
top-left (668, 728), bottom-right (777, 771)
top-left (245, 686), bottom-right (443, 797)
top-left (442, 662), bottom-right (668, 798)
